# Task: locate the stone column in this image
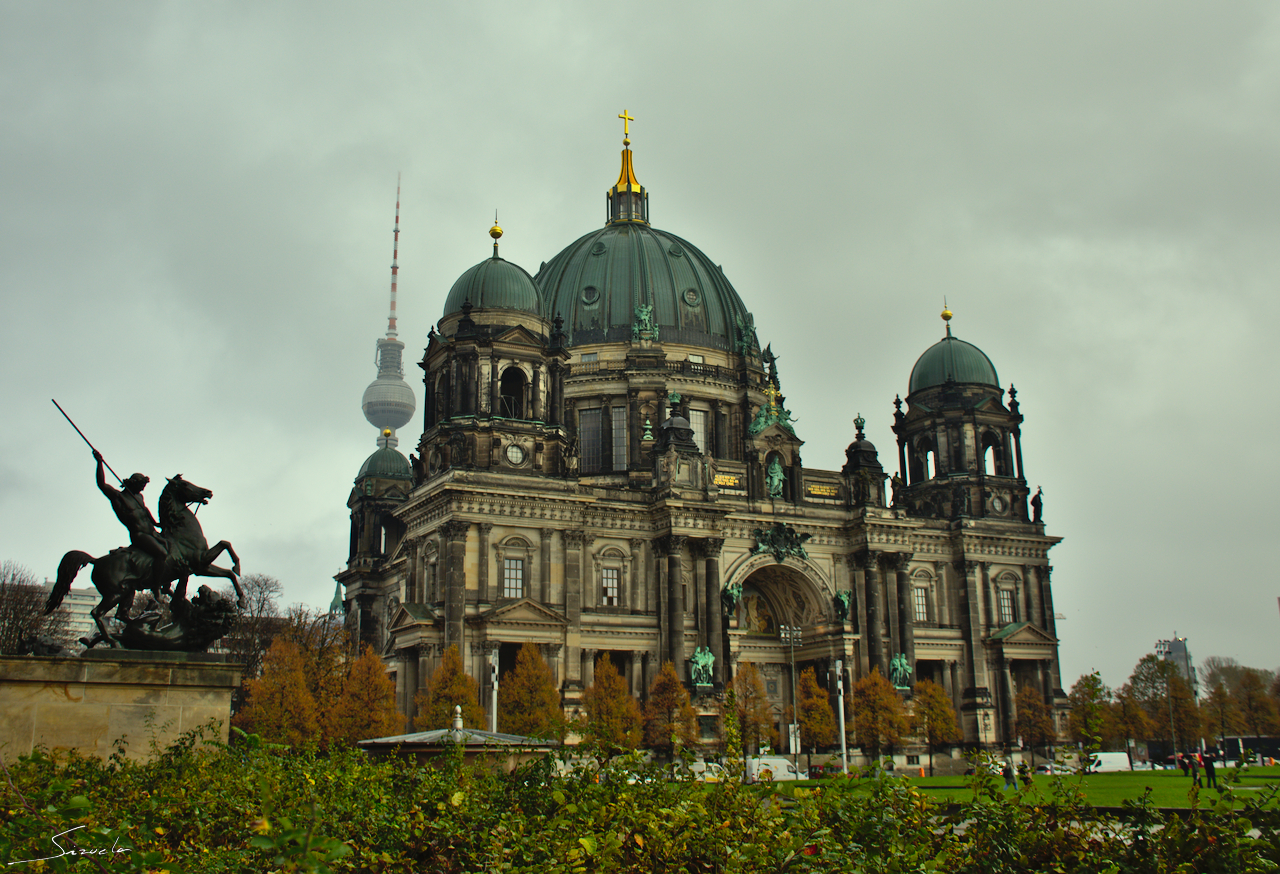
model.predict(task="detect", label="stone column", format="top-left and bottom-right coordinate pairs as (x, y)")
top-left (541, 643), bottom-right (563, 690)
top-left (442, 521), bottom-right (469, 651)
top-left (539, 528), bottom-right (554, 603)
top-left (666, 535), bottom-right (687, 679)
top-left (980, 562), bottom-right (995, 628)
top-left (628, 389), bottom-right (641, 472)
top-left (955, 559), bottom-right (985, 694)
top-left (532, 364), bottom-right (542, 421)
top-left (629, 651), bottom-right (644, 698)
top-left (400, 645), bottom-right (420, 731)
top-left (934, 561), bottom-right (950, 627)
top-left (713, 400), bottom-right (728, 459)
top-left (477, 523), bottom-right (493, 603)
top-left (629, 539), bottom-right (643, 612)
top-left (702, 538), bottom-right (725, 687)
top-left (1002, 660), bottom-right (1016, 743)
top-left (858, 552), bottom-right (884, 677)
top-left (563, 531), bottom-right (585, 625)
top-left (890, 552), bottom-right (916, 674)
top-left (583, 649), bottom-right (597, 689)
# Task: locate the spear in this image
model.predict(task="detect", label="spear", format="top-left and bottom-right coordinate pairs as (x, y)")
top-left (51, 398), bottom-right (123, 485)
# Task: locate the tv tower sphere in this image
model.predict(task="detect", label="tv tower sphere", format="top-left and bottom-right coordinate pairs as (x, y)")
top-left (362, 337), bottom-right (416, 434)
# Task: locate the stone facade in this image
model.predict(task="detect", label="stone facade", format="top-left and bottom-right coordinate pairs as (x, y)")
top-left (338, 141), bottom-right (1066, 750)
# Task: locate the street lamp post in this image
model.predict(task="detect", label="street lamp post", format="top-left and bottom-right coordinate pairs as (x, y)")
top-left (834, 658), bottom-right (848, 775)
top-left (780, 625), bottom-right (802, 771)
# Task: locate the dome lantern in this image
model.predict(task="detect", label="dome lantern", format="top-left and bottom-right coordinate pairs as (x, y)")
top-left (607, 109), bottom-right (648, 225)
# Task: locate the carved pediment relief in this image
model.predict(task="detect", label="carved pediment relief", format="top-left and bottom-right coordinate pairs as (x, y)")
top-left (988, 621), bottom-right (1058, 647)
top-left (388, 602), bottom-right (439, 632)
top-left (492, 325), bottom-right (544, 348)
top-left (477, 597), bottom-right (567, 628)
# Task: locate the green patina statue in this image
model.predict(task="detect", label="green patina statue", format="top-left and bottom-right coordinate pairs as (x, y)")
top-left (889, 653), bottom-right (913, 690)
top-left (691, 646), bottom-right (714, 686)
top-left (765, 457), bottom-right (786, 498)
top-left (751, 521), bottom-right (811, 564)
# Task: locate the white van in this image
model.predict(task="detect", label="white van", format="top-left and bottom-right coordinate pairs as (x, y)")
top-left (1087, 752), bottom-right (1132, 772)
top-left (746, 756), bottom-right (808, 781)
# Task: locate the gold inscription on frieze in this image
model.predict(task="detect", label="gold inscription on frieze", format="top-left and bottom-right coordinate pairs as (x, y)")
top-left (714, 474), bottom-right (742, 487)
top-left (806, 484), bottom-right (839, 497)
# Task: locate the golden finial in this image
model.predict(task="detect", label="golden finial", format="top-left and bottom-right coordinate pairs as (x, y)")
top-left (382, 428), bottom-right (392, 437)
top-left (619, 109), bottom-right (634, 147)
top-left (489, 210), bottom-right (502, 241)
top-left (763, 383), bottom-right (780, 410)
top-left (941, 296), bottom-right (952, 323)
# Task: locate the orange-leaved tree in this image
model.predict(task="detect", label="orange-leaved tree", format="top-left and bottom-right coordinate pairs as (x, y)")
top-left (1014, 684), bottom-right (1057, 765)
top-left (233, 636), bottom-right (319, 746)
top-left (796, 667), bottom-right (836, 751)
top-left (414, 644), bottom-right (485, 730)
top-left (324, 644), bottom-right (402, 746)
top-left (911, 678), bottom-right (961, 776)
top-left (733, 661), bottom-right (778, 753)
top-left (499, 642), bottom-right (566, 739)
top-left (643, 661), bottom-right (698, 758)
top-left (853, 667), bottom-right (907, 761)
top-left (581, 653), bottom-right (641, 754)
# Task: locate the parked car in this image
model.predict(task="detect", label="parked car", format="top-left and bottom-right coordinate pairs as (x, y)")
top-left (1034, 763), bottom-right (1072, 774)
top-left (678, 761), bottom-right (726, 783)
top-left (746, 756), bottom-right (808, 781)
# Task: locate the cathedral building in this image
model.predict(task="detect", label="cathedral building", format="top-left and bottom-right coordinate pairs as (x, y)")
top-left (337, 120), bottom-right (1066, 749)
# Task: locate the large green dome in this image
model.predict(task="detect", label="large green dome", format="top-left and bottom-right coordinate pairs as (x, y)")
top-left (535, 223), bottom-right (756, 353)
top-left (909, 331), bottom-right (1000, 394)
top-left (442, 255), bottom-right (541, 317)
top-left (356, 447), bottom-right (412, 481)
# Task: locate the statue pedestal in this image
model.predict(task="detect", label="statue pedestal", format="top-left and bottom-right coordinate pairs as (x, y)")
top-left (0, 651), bottom-right (242, 762)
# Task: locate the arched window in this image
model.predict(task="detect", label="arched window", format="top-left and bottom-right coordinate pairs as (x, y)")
top-left (981, 429), bottom-right (1006, 476)
top-left (499, 366), bottom-right (527, 419)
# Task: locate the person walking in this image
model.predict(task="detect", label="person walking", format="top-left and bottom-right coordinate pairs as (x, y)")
top-left (1189, 753), bottom-right (1201, 789)
top-left (1002, 759), bottom-right (1016, 791)
top-left (1203, 752), bottom-right (1218, 790)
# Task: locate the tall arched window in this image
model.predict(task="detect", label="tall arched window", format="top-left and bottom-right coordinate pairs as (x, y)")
top-left (981, 429), bottom-right (1006, 476)
top-left (499, 366), bottom-right (527, 419)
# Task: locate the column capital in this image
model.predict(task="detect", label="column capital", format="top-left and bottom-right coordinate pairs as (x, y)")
top-left (852, 550), bottom-right (881, 571)
top-left (478, 522), bottom-right (495, 536)
top-left (883, 552), bottom-right (914, 572)
top-left (440, 520), bottom-right (470, 539)
top-left (664, 534), bottom-right (688, 553)
top-left (698, 537), bottom-right (725, 558)
top-left (540, 527), bottom-right (556, 542)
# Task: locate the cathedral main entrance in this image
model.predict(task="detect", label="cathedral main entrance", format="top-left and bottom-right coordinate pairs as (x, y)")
top-left (725, 560), bottom-right (847, 753)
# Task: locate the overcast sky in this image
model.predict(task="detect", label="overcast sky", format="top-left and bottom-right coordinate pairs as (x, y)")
top-left (3, 1), bottom-right (1276, 692)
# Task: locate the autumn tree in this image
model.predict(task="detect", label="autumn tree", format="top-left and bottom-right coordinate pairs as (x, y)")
top-left (732, 662), bottom-right (778, 753)
top-left (280, 605), bottom-right (351, 710)
top-left (1201, 656), bottom-right (1247, 694)
top-left (1014, 685), bottom-right (1056, 764)
top-left (1126, 654), bottom-right (1200, 748)
top-left (795, 668), bottom-right (836, 752)
top-left (414, 644), bottom-right (485, 730)
top-left (1067, 671), bottom-right (1114, 748)
top-left (1111, 682), bottom-right (1156, 747)
top-left (1234, 669), bottom-right (1280, 737)
top-left (853, 668), bottom-right (907, 760)
top-left (233, 636), bottom-right (319, 746)
top-left (580, 653), bottom-right (641, 754)
top-left (911, 679), bottom-right (961, 776)
top-left (643, 661), bottom-right (698, 758)
top-left (1202, 680), bottom-right (1242, 744)
top-left (1, 560), bottom-right (70, 654)
top-left (323, 644), bottom-right (401, 746)
top-left (221, 573), bottom-right (285, 683)
top-left (498, 642), bottom-right (566, 739)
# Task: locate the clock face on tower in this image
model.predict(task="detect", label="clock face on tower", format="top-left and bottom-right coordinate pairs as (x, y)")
top-left (505, 444), bottom-right (526, 466)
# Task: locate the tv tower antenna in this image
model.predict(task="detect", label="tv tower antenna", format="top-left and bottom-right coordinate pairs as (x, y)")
top-left (387, 173), bottom-right (401, 338)
top-left (361, 175), bottom-right (416, 448)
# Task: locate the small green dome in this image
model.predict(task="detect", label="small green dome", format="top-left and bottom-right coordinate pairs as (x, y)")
top-left (442, 256), bottom-right (541, 317)
top-left (356, 447), bottom-right (412, 481)
top-left (909, 332), bottom-right (1000, 394)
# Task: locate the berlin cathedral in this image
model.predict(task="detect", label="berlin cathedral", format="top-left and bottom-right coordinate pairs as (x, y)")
top-left (338, 115), bottom-right (1066, 750)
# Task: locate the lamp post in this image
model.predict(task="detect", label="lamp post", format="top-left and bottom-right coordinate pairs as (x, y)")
top-left (834, 658), bottom-right (848, 775)
top-left (780, 625), bottom-right (802, 770)
top-left (489, 647), bottom-right (500, 733)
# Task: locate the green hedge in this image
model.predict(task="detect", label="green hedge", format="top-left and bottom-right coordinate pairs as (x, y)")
top-left (2, 725), bottom-right (1278, 873)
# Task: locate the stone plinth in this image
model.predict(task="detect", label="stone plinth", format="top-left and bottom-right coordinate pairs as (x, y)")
top-left (0, 651), bottom-right (242, 761)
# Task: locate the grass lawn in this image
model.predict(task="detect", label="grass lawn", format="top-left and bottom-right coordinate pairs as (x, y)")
top-left (886, 764), bottom-right (1280, 809)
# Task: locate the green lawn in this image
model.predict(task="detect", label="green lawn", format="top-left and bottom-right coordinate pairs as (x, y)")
top-left (888, 764), bottom-right (1280, 809)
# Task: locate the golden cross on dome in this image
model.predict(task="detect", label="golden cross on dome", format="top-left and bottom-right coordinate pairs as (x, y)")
top-left (764, 383), bottom-right (780, 410)
top-left (618, 109), bottom-right (634, 140)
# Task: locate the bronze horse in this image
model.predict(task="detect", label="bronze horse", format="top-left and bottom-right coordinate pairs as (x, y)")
top-left (45, 474), bottom-right (245, 647)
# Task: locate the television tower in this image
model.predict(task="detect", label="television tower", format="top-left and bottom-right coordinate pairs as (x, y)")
top-left (361, 177), bottom-right (416, 448)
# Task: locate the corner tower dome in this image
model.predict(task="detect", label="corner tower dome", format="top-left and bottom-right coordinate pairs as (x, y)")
top-left (908, 307), bottom-right (1000, 394)
top-left (441, 221), bottom-right (542, 317)
top-left (535, 113), bottom-right (757, 354)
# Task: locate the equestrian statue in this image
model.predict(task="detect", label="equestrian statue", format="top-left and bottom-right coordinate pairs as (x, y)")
top-left (43, 401), bottom-right (245, 650)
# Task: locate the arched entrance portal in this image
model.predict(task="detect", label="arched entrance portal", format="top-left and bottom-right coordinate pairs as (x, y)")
top-left (726, 561), bottom-right (845, 755)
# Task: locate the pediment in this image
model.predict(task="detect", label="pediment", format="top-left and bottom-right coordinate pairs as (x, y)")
top-left (988, 621), bottom-right (1057, 646)
top-left (751, 423), bottom-right (804, 447)
top-left (477, 597), bottom-right (567, 628)
top-left (388, 602), bottom-right (439, 632)
top-left (971, 394), bottom-right (1007, 413)
top-left (492, 325), bottom-right (544, 348)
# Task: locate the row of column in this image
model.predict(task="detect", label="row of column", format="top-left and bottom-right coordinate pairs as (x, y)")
top-left (423, 353), bottom-right (567, 428)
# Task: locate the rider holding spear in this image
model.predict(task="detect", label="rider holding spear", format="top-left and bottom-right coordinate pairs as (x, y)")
top-left (93, 451), bottom-right (169, 594)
